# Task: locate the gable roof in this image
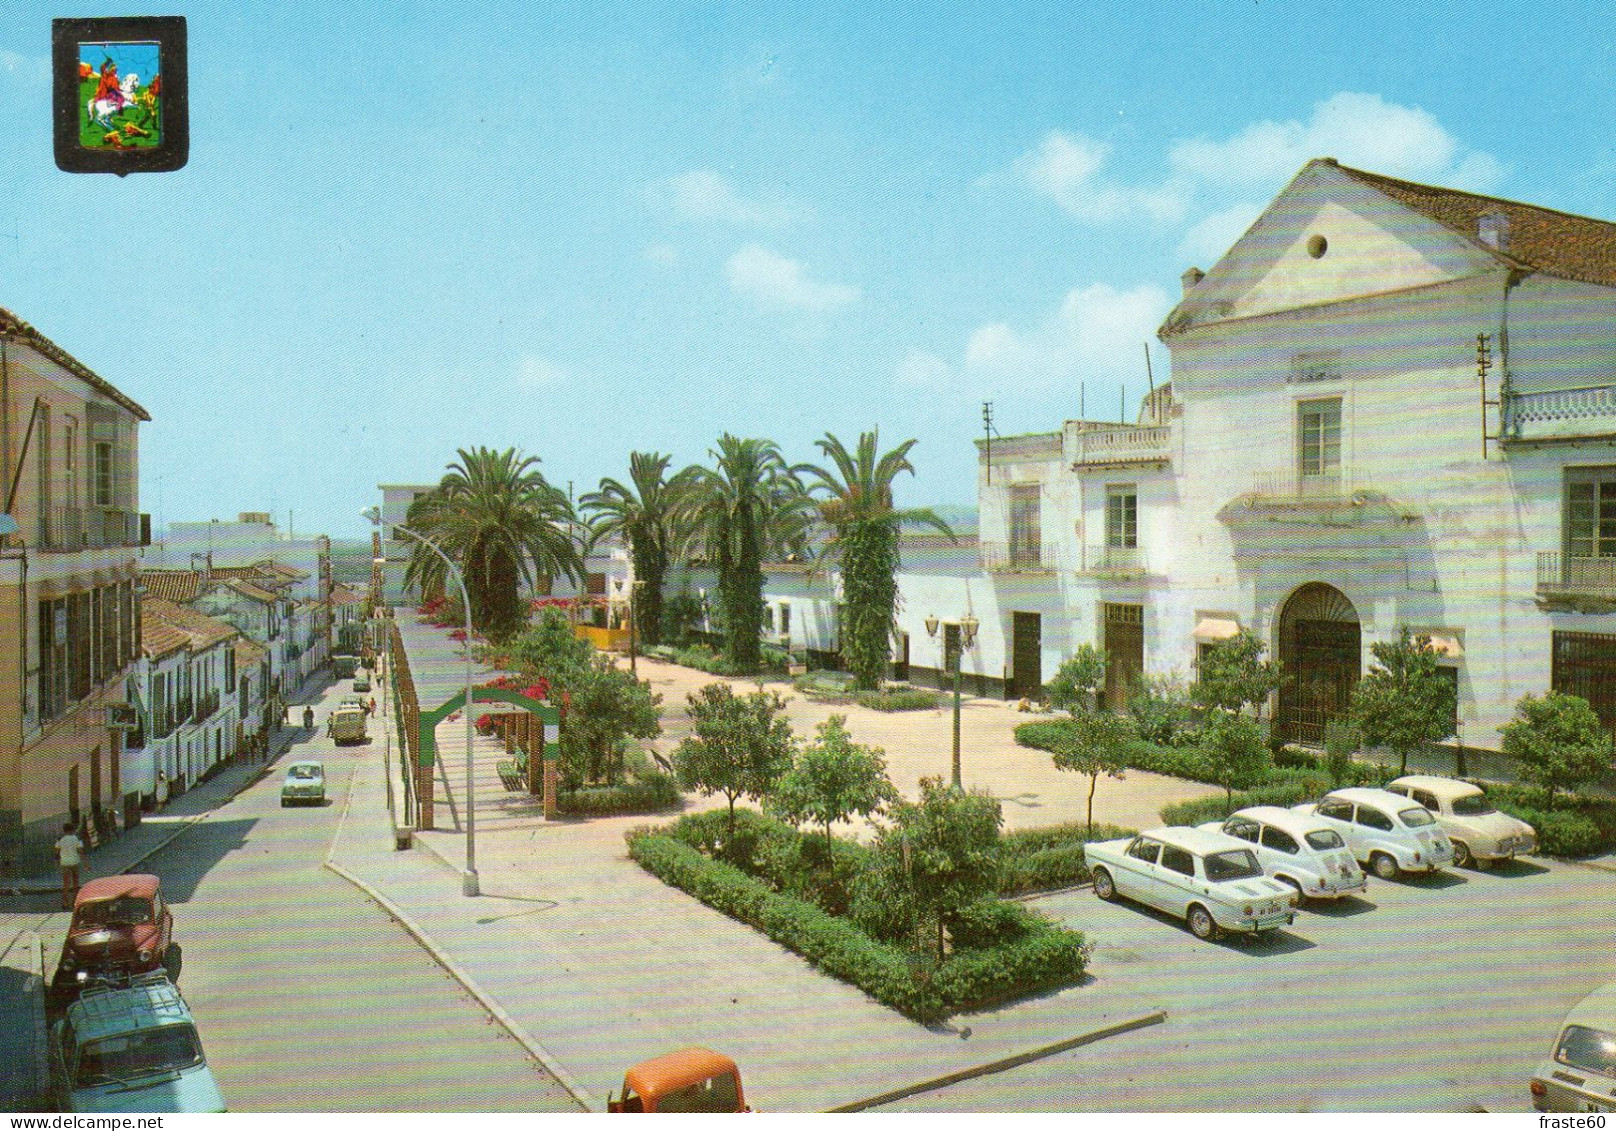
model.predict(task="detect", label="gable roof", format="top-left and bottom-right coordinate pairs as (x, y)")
top-left (140, 570), bottom-right (203, 604)
top-left (222, 577), bottom-right (282, 604)
top-left (1327, 159), bottom-right (1616, 288)
top-left (140, 614), bottom-right (191, 660)
top-left (146, 597), bottom-right (238, 652)
top-left (210, 564), bottom-right (294, 590)
top-left (0, 307), bottom-right (151, 421)
top-left (233, 636), bottom-right (268, 666)
top-left (255, 559), bottom-right (310, 580)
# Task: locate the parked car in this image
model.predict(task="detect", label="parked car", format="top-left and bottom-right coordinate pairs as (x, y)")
top-left (280, 760), bottom-right (326, 806)
top-left (51, 874), bottom-right (175, 1003)
top-left (1085, 826), bottom-right (1298, 941)
top-left (1197, 805), bottom-right (1367, 900)
top-left (1532, 980), bottom-right (1616, 1112)
top-left (1294, 787), bottom-right (1454, 878)
top-left (51, 973), bottom-right (225, 1112)
top-left (352, 672), bottom-right (371, 693)
top-left (1385, 774), bottom-right (1538, 868)
top-left (607, 1047), bottom-right (748, 1112)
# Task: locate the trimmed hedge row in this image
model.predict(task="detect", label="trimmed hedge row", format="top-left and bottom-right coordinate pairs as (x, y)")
top-left (852, 687), bottom-right (943, 712)
top-left (556, 772), bottom-right (682, 816)
top-left (629, 814), bottom-right (1090, 1021)
top-left (997, 821), bottom-right (1138, 895)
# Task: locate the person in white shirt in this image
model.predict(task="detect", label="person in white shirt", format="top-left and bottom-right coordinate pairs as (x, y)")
top-left (55, 822), bottom-right (84, 909)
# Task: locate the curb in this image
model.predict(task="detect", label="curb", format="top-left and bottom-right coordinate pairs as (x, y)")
top-left (30, 931), bottom-right (48, 1105)
top-left (826, 1009), bottom-right (1168, 1112)
top-left (320, 741), bottom-right (594, 1112)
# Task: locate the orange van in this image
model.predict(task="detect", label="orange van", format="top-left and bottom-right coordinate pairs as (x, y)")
top-left (607, 1048), bottom-right (748, 1113)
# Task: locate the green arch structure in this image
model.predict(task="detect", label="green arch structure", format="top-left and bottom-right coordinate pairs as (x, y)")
top-left (417, 686), bottom-right (560, 769)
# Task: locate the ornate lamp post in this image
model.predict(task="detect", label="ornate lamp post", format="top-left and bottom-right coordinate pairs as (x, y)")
top-left (925, 612), bottom-right (979, 787)
top-left (364, 506), bottom-right (480, 897)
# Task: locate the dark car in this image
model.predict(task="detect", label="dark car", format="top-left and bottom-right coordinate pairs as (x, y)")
top-left (51, 874), bottom-right (175, 1005)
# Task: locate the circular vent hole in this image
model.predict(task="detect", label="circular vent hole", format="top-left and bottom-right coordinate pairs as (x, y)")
top-left (1307, 234), bottom-right (1328, 259)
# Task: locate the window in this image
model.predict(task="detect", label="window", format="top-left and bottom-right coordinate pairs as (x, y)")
top-left (1557, 1025), bottom-right (1616, 1077)
top-left (1159, 846), bottom-right (1195, 877)
top-left (1398, 806), bottom-right (1436, 828)
top-left (1224, 818), bottom-right (1259, 843)
top-left (1411, 790), bottom-right (1439, 812)
top-left (779, 604), bottom-right (791, 636)
top-left (1297, 397), bottom-right (1342, 478)
top-left (1355, 805), bottom-right (1393, 831)
top-left (1261, 826), bottom-right (1300, 855)
top-left (93, 441), bottom-right (114, 507)
top-left (1317, 798), bottom-right (1353, 822)
top-left (1105, 486), bottom-right (1137, 549)
top-left (1304, 829), bottom-right (1344, 851)
top-left (1126, 838), bottom-right (1161, 864)
top-left (1204, 849), bottom-right (1262, 881)
top-left (1565, 468), bottom-right (1616, 560)
top-left (1008, 484), bottom-right (1041, 568)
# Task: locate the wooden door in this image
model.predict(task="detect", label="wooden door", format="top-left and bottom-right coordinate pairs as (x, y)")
top-left (1011, 612), bottom-right (1041, 699)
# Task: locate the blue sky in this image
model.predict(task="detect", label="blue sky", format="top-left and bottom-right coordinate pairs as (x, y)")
top-left (1, 2), bottom-right (1612, 536)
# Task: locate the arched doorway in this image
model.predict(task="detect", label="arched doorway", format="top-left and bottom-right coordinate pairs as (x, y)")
top-left (1276, 583), bottom-right (1360, 746)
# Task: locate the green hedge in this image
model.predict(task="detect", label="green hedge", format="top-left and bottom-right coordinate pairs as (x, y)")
top-left (996, 821), bottom-right (1137, 895)
top-left (557, 772), bottom-right (682, 816)
top-left (628, 818), bottom-right (1089, 1021)
top-left (852, 687), bottom-right (943, 712)
top-left (793, 670), bottom-right (859, 697)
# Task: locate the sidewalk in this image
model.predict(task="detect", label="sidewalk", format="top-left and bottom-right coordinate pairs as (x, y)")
top-left (1, 672), bottom-right (331, 897)
top-left (323, 618), bottom-right (1168, 1112)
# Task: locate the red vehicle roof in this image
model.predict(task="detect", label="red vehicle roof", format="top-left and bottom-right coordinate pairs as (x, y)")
top-left (74, 873), bottom-right (161, 904)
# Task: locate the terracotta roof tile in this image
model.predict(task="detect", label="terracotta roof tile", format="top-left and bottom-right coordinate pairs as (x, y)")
top-left (233, 636), bottom-right (268, 665)
top-left (140, 570), bottom-right (203, 604)
top-left (140, 615), bottom-right (190, 660)
top-left (223, 578), bottom-right (281, 604)
top-left (1332, 159), bottom-right (1616, 288)
top-left (146, 597), bottom-right (238, 652)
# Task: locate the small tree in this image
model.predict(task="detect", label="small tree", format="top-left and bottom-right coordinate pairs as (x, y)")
top-left (1349, 630), bottom-right (1457, 776)
top-left (1045, 645), bottom-right (1108, 715)
top-left (767, 715), bottom-right (897, 842)
top-left (1500, 692), bottom-right (1610, 807)
top-left (673, 683), bottom-right (796, 845)
top-left (1193, 629), bottom-right (1283, 720)
top-left (561, 658), bottom-right (662, 786)
top-left (1322, 717), bottom-right (1361, 787)
top-left (868, 777), bottom-right (1002, 962)
top-left (1201, 709), bottom-right (1272, 811)
top-left (1052, 708), bottom-right (1134, 837)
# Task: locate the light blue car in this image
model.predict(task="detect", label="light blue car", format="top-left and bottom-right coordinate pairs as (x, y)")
top-left (52, 973), bottom-right (226, 1112)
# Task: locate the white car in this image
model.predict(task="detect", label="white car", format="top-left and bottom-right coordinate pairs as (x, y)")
top-left (1197, 805), bottom-right (1367, 900)
top-left (1084, 826), bottom-right (1298, 941)
top-left (1385, 774), bottom-right (1537, 868)
top-left (280, 760), bottom-right (326, 806)
top-left (1293, 787), bottom-right (1454, 879)
top-left (1532, 981), bottom-right (1616, 1112)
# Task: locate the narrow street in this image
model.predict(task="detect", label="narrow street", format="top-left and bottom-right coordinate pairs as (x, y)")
top-left (10, 676), bottom-right (580, 1113)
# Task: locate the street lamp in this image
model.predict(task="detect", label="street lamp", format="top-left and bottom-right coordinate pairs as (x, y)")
top-left (363, 506), bottom-right (480, 897)
top-left (926, 612), bottom-right (979, 787)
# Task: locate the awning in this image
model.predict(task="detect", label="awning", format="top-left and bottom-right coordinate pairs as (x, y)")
top-left (1421, 632), bottom-right (1463, 659)
top-left (1193, 616), bottom-right (1241, 643)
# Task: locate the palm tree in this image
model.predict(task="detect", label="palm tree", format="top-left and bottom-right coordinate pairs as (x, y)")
top-left (680, 434), bottom-right (811, 669)
top-left (802, 430), bottom-right (952, 690)
top-left (579, 452), bottom-right (690, 648)
top-left (404, 446), bottom-right (582, 640)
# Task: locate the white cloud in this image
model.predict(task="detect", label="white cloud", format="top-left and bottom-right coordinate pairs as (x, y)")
top-left (517, 356), bottom-right (568, 389)
top-left (1020, 131), bottom-right (1188, 224)
top-left (1176, 203), bottom-right (1264, 265)
top-left (1168, 92), bottom-right (1506, 193)
top-left (962, 283), bottom-right (1172, 392)
top-left (726, 244), bottom-right (859, 312)
top-left (896, 351), bottom-right (952, 387)
top-left (659, 170), bottom-right (804, 227)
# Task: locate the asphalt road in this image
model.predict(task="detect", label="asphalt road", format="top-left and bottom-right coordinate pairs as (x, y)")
top-left (885, 854), bottom-right (1616, 1112)
top-left (27, 693), bottom-right (581, 1113)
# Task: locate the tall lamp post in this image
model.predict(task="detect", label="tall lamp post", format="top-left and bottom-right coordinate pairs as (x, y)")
top-left (364, 506), bottom-right (479, 897)
top-left (925, 612), bottom-right (979, 788)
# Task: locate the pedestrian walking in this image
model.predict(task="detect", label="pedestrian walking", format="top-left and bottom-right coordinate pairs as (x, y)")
top-left (303, 705), bottom-right (314, 731)
top-left (366, 696), bottom-right (376, 717)
top-left (55, 821), bottom-right (84, 909)
top-left (155, 771), bottom-right (169, 810)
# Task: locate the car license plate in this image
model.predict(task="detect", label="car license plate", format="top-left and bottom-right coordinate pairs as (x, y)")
top-left (1583, 1100), bottom-right (1611, 1113)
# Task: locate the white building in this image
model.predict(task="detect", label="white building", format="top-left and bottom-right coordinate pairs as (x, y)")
top-left (903, 158), bottom-right (1616, 751)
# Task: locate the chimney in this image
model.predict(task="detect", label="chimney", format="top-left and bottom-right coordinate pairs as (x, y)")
top-left (1181, 267), bottom-right (1205, 295)
top-left (1478, 211), bottom-right (1510, 252)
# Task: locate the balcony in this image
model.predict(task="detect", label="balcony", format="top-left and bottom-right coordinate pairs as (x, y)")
top-left (1064, 423), bottom-right (1171, 468)
top-left (1504, 384), bottom-right (1616, 444)
top-left (1537, 552), bottom-right (1616, 611)
top-left (37, 506), bottom-right (149, 552)
top-left (194, 690), bottom-right (221, 723)
top-left (979, 541), bottom-right (1052, 574)
top-left (1080, 545), bottom-right (1147, 576)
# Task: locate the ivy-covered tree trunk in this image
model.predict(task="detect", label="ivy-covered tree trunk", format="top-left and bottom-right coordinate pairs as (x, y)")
top-left (722, 497), bottom-right (765, 669)
top-left (634, 539), bottom-right (667, 648)
top-left (840, 521), bottom-right (900, 691)
top-left (468, 539), bottom-right (526, 640)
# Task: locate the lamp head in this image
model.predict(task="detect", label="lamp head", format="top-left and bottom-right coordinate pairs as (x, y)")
top-left (960, 613), bottom-right (979, 648)
top-left (924, 614), bottom-right (940, 637)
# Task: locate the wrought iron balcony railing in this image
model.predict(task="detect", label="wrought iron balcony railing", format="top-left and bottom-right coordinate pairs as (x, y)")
top-left (1538, 552), bottom-right (1616, 597)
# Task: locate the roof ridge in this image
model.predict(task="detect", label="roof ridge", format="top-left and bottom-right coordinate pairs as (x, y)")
top-left (1328, 159), bottom-right (1616, 232)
